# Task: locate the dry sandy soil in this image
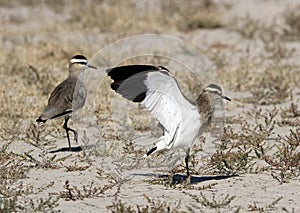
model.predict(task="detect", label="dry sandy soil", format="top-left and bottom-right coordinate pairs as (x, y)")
top-left (1, 0), bottom-right (300, 212)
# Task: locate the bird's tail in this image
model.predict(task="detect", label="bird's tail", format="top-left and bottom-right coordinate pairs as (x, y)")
top-left (144, 137), bottom-right (166, 157)
top-left (36, 116), bottom-right (47, 123)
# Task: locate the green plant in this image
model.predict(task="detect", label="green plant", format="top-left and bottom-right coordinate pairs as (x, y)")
top-left (186, 191), bottom-right (236, 211)
top-left (263, 128), bottom-right (300, 183)
top-left (107, 194), bottom-right (184, 213)
top-left (57, 180), bottom-right (111, 201)
top-left (17, 195), bottom-right (60, 213)
top-left (248, 196), bottom-right (283, 212)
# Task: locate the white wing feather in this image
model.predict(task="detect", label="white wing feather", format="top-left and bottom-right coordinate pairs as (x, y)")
top-left (142, 72), bottom-right (194, 147)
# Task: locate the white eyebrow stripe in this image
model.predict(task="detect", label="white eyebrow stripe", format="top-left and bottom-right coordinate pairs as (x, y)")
top-left (70, 58), bottom-right (88, 64)
top-left (205, 87), bottom-right (221, 93)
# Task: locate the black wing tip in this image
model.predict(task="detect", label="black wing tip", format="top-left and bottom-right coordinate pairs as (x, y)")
top-left (107, 64), bottom-right (169, 71)
top-left (132, 92), bottom-right (146, 103)
top-left (107, 64), bottom-right (157, 92)
top-left (107, 64), bottom-right (158, 69)
top-left (146, 146), bottom-right (157, 156)
top-left (106, 65), bottom-right (167, 103)
top-left (106, 68), bottom-right (112, 74)
top-left (106, 64), bottom-right (160, 77)
top-left (36, 117), bottom-right (47, 123)
top-left (106, 65), bottom-right (171, 81)
top-left (110, 82), bottom-right (120, 91)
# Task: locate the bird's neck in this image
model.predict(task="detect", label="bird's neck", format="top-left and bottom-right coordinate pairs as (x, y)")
top-left (196, 92), bottom-right (214, 123)
top-left (69, 70), bottom-right (85, 78)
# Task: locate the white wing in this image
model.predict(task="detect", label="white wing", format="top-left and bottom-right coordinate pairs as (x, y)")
top-left (142, 72), bottom-right (191, 146)
top-left (108, 65), bottom-right (196, 147)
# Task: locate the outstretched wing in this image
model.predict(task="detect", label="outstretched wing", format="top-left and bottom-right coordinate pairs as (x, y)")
top-left (107, 65), bottom-right (195, 146)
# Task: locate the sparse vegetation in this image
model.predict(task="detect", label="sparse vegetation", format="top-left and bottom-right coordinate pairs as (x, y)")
top-left (66, 0), bottom-right (224, 33)
top-left (107, 194), bottom-right (184, 213)
top-left (283, 4), bottom-right (300, 40)
top-left (56, 180), bottom-right (111, 201)
top-left (248, 196), bottom-right (283, 212)
top-left (185, 191), bottom-right (237, 212)
top-left (0, 0), bottom-right (299, 212)
top-left (230, 15), bottom-right (263, 39)
top-left (264, 128), bottom-right (300, 183)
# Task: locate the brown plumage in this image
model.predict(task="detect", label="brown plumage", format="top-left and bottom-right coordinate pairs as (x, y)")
top-left (36, 55), bottom-right (97, 149)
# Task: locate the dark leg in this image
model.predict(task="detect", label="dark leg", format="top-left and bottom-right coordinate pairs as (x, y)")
top-left (63, 116), bottom-right (78, 150)
top-left (185, 148), bottom-right (191, 178)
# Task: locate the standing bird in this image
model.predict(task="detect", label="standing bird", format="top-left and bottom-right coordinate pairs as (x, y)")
top-left (107, 65), bottom-right (231, 177)
top-left (36, 55), bottom-right (97, 150)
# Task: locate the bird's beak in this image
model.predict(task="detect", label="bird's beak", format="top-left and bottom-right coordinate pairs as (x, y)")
top-left (87, 64), bottom-right (97, 69)
top-left (222, 95), bottom-right (231, 101)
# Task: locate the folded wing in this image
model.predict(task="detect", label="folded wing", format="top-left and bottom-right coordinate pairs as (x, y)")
top-left (38, 76), bottom-right (86, 121)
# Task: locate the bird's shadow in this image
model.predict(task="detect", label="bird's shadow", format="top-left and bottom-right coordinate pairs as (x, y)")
top-left (170, 174), bottom-right (238, 185)
top-left (49, 146), bottom-right (83, 153)
top-left (134, 173), bottom-right (238, 185)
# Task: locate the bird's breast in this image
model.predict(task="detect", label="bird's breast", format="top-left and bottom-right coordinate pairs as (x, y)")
top-left (172, 108), bottom-right (201, 148)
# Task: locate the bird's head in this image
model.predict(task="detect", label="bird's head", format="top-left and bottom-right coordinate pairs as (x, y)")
top-left (203, 84), bottom-right (231, 102)
top-left (69, 55), bottom-right (97, 75)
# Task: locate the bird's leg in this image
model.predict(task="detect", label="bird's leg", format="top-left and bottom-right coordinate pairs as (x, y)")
top-left (185, 148), bottom-right (191, 179)
top-left (68, 127), bottom-right (78, 142)
top-left (63, 116), bottom-right (78, 150)
top-left (63, 116), bottom-right (72, 150)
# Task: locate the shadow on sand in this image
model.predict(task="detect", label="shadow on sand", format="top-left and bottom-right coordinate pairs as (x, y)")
top-left (134, 173), bottom-right (238, 185)
top-left (49, 146), bottom-right (83, 153)
top-left (168, 174), bottom-right (238, 185)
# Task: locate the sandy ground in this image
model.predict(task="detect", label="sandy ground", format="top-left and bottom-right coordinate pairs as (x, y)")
top-left (1, 0), bottom-right (300, 212)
